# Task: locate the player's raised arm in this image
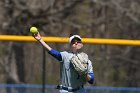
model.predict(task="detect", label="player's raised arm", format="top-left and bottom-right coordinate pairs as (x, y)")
top-left (34, 32), bottom-right (52, 51)
top-left (30, 27), bottom-right (62, 61)
top-left (30, 27), bottom-right (52, 51)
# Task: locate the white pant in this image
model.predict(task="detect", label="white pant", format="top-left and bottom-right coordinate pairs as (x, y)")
top-left (59, 87), bottom-right (87, 93)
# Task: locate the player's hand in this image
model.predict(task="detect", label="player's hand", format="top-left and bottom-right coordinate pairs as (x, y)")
top-left (32, 32), bottom-right (42, 41)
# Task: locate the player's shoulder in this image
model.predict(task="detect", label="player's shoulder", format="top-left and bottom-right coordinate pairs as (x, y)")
top-left (60, 51), bottom-right (72, 56)
top-left (60, 51), bottom-right (68, 54)
top-left (60, 51), bottom-right (73, 61)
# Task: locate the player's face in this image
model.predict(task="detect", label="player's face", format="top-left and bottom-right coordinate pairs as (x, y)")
top-left (71, 41), bottom-right (83, 50)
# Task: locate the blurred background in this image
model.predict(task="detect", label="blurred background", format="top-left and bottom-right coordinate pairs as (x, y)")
top-left (0, 0), bottom-right (140, 93)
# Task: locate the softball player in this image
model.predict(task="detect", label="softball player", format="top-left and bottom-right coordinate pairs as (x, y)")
top-left (32, 33), bottom-right (94, 93)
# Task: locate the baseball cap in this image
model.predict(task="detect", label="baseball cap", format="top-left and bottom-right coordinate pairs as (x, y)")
top-left (69, 35), bottom-right (82, 44)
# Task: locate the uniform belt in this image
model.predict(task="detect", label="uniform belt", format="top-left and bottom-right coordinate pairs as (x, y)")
top-left (56, 85), bottom-right (83, 92)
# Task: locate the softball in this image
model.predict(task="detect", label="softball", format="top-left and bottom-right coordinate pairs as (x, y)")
top-left (30, 27), bottom-right (38, 34)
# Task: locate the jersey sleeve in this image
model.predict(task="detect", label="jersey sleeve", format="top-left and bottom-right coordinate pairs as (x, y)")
top-left (87, 60), bottom-right (94, 84)
top-left (87, 60), bottom-right (93, 73)
top-left (48, 49), bottom-right (62, 61)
